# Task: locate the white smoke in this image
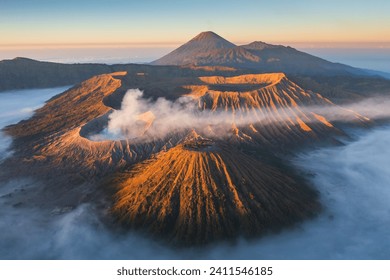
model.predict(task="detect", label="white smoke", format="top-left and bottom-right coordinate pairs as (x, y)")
top-left (340, 97), bottom-right (390, 120)
top-left (92, 89), bottom-right (390, 141)
top-left (106, 89), bottom-right (200, 139)
top-left (301, 97), bottom-right (390, 123)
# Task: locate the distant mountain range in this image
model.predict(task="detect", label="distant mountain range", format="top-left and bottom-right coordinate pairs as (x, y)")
top-left (152, 31), bottom-right (379, 77)
top-left (1, 33), bottom-right (390, 105)
top-left (0, 57), bottom-right (112, 91)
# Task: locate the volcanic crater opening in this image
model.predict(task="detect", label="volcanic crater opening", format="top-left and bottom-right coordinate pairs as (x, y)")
top-left (81, 72), bottom-right (367, 145)
top-left (207, 84), bottom-right (267, 92)
top-left (183, 138), bottom-right (216, 151)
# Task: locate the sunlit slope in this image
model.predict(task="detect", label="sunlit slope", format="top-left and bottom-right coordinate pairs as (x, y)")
top-left (113, 142), bottom-right (319, 244)
top-left (184, 73), bottom-right (366, 144)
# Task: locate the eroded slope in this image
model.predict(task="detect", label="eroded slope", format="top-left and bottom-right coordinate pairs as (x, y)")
top-left (113, 141), bottom-right (319, 245)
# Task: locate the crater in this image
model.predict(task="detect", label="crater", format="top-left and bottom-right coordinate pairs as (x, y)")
top-left (183, 138), bottom-right (216, 151)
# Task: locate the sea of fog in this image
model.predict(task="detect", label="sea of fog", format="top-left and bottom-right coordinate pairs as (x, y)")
top-left (302, 48), bottom-right (390, 73)
top-left (0, 87), bottom-right (71, 161)
top-left (1, 47), bottom-right (390, 73)
top-left (0, 46), bottom-right (175, 65)
top-left (0, 88), bottom-right (390, 259)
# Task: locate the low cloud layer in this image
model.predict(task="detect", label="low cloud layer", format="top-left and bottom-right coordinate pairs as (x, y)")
top-left (106, 89), bottom-right (200, 139)
top-left (1, 126), bottom-right (390, 259)
top-left (0, 87), bottom-right (70, 162)
top-left (92, 89), bottom-right (390, 141)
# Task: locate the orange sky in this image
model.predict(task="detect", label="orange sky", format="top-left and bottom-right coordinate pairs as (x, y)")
top-left (1, 0), bottom-right (389, 48)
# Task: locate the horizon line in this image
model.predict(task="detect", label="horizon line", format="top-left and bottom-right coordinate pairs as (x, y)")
top-left (1, 41), bottom-right (390, 50)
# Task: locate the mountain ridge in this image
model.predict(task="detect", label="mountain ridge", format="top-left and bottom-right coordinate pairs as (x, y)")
top-left (0, 57), bottom-right (113, 91)
top-left (151, 31), bottom-right (369, 76)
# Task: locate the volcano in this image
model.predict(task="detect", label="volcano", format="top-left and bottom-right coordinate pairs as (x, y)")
top-left (152, 31), bottom-right (366, 76)
top-left (151, 31), bottom-right (260, 67)
top-left (3, 64), bottom-right (368, 245)
top-left (113, 142), bottom-right (319, 245)
top-left (1, 30), bottom-right (377, 246)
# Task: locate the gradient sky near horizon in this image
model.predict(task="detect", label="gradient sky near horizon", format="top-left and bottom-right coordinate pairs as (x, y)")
top-left (1, 0), bottom-right (390, 46)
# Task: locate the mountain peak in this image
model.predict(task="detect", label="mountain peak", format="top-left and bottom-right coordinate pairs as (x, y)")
top-left (188, 31), bottom-right (236, 48)
top-left (192, 31), bottom-right (228, 41)
top-left (151, 31), bottom-right (236, 65)
top-left (241, 41), bottom-right (280, 50)
top-left (11, 57), bottom-right (38, 63)
top-left (151, 32), bottom-right (364, 76)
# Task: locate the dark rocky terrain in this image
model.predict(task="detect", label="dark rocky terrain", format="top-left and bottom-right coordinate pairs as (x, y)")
top-left (0, 57), bottom-right (112, 91)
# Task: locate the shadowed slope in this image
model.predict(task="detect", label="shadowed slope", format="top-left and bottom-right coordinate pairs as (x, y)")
top-left (151, 31), bottom-right (237, 66)
top-left (0, 57), bottom-right (113, 91)
top-left (113, 142), bottom-right (320, 245)
top-left (152, 31), bottom-right (367, 76)
top-left (151, 31), bottom-right (259, 66)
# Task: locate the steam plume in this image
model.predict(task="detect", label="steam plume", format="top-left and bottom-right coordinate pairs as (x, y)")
top-left (96, 89), bottom-right (390, 141)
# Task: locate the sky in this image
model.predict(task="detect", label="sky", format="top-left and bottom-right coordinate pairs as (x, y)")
top-left (1, 0), bottom-right (390, 46)
top-left (1, 0), bottom-right (390, 71)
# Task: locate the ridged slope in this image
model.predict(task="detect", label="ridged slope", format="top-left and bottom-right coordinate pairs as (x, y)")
top-left (184, 73), bottom-right (366, 145)
top-left (112, 143), bottom-right (320, 245)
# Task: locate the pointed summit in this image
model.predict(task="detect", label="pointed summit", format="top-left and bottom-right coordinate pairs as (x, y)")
top-left (151, 31), bottom-right (236, 65)
top-left (190, 31), bottom-right (236, 48)
top-left (192, 31), bottom-right (220, 39)
top-left (186, 31), bottom-right (236, 51)
top-left (151, 31), bottom-right (365, 76)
